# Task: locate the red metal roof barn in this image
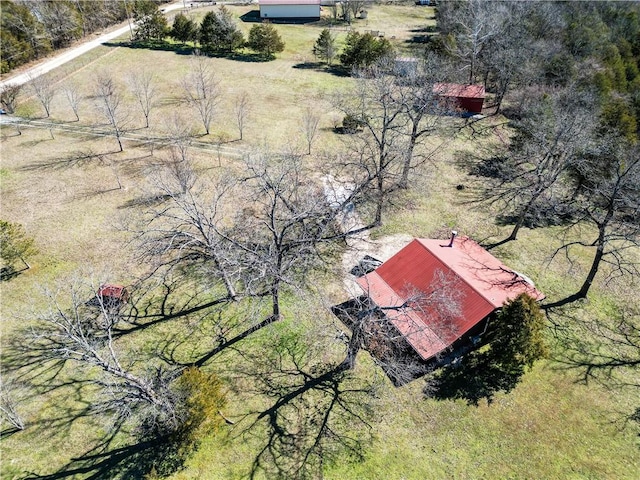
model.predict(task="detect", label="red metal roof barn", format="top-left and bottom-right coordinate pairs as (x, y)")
top-left (433, 83), bottom-right (486, 115)
top-left (355, 235), bottom-right (543, 361)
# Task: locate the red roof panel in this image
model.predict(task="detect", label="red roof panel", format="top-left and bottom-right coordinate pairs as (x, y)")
top-left (433, 83), bottom-right (486, 99)
top-left (356, 237), bottom-right (543, 360)
top-left (98, 284), bottom-right (128, 300)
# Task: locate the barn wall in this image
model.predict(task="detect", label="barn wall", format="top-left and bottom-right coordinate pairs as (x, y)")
top-left (260, 4), bottom-right (320, 18)
top-left (459, 97), bottom-right (484, 114)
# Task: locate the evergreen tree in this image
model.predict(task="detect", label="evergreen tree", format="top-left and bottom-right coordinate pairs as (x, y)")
top-left (313, 28), bottom-right (337, 65)
top-left (133, 0), bottom-right (168, 42)
top-left (199, 7), bottom-right (244, 54)
top-left (0, 1), bottom-right (52, 73)
top-left (171, 12), bottom-right (197, 45)
top-left (247, 23), bottom-right (285, 59)
top-left (339, 31), bottom-right (393, 70)
top-left (433, 293), bottom-right (547, 404)
top-left (486, 293), bottom-right (548, 376)
top-left (0, 220), bottom-right (37, 272)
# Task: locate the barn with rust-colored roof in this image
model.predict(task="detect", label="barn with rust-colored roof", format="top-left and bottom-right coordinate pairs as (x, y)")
top-left (354, 235), bottom-right (544, 361)
top-left (433, 83), bottom-right (486, 114)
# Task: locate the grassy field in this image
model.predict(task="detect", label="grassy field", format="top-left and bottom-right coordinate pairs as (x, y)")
top-left (1, 3), bottom-right (639, 479)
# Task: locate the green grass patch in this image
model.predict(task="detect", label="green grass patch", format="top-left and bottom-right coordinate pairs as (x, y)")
top-left (1, 4), bottom-right (638, 480)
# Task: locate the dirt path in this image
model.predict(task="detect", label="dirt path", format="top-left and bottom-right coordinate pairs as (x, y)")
top-left (321, 174), bottom-right (412, 293)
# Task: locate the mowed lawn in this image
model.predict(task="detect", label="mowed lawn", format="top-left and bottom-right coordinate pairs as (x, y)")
top-left (1, 4), bottom-right (639, 480)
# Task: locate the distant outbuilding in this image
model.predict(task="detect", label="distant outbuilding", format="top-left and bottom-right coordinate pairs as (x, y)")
top-left (259, 0), bottom-right (321, 20)
top-left (433, 83), bottom-right (486, 114)
top-left (97, 283), bottom-right (129, 309)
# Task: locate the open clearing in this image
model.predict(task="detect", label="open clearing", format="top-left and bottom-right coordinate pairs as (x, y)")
top-left (1, 4), bottom-right (638, 479)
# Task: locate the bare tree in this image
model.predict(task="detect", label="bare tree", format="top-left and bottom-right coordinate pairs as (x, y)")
top-left (300, 106), bottom-right (320, 155)
top-left (477, 2), bottom-right (536, 113)
top-left (94, 72), bottom-right (130, 152)
top-left (347, 0), bottom-right (367, 20)
top-left (547, 140), bottom-right (640, 306)
top-left (28, 0), bottom-right (82, 49)
top-left (28, 73), bottom-right (56, 118)
top-left (0, 84), bottom-right (22, 114)
top-left (396, 55), bottom-right (452, 189)
top-left (62, 81), bottom-right (81, 121)
top-left (128, 69), bottom-right (158, 128)
top-left (7, 280), bottom-right (180, 433)
top-left (181, 54), bottom-right (220, 136)
top-left (234, 91), bottom-right (250, 141)
top-left (333, 63), bottom-right (410, 227)
top-left (337, 270), bottom-right (464, 378)
top-left (166, 146), bottom-right (196, 194)
top-left (437, 0), bottom-right (508, 84)
top-left (134, 152), bottom-right (369, 366)
top-left (0, 377), bottom-right (25, 431)
top-left (475, 89), bottom-right (595, 247)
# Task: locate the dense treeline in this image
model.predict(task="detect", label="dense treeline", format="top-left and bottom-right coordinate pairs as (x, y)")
top-left (0, 0), bottom-right (170, 74)
top-left (428, 1), bottom-right (640, 412)
top-left (430, 0), bottom-right (640, 140)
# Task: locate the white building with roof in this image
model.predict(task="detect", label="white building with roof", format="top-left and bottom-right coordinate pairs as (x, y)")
top-left (259, 0), bottom-right (321, 19)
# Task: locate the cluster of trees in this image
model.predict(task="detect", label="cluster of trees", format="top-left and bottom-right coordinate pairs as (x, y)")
top-left (474, 89), bottom-right (639, 303)
top-left (169, 8), bottom-right (285, 59)
top-left (313, 28), bottom-right (393, 69)
top-left (429, 0), bottom-right (639, 415)
top-left (13, 54), bottom-right (254, 149)
top-left (0, 0), bottom-right (144, 73)
top-left (430, 0), bottom-right (640, 127)
top-left (3, 2), bottom-right (640, 477)
top-left (3, 53), bottom-right (459, 474)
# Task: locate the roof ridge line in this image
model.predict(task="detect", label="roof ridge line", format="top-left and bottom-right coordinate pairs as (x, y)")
top-left (416, 237), bottom-right (504, 309)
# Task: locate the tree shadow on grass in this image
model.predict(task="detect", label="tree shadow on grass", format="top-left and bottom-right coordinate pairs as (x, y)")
top-left (427, 351), bottom-right (522, 406)
top-left (230, 330), bottom-right (375, 480)
top-left (22, 433), bottom-right (188, 480)
top-left (546, 303), bottom-right (640, 431)
top-left (0, 265), bottom-right (29, 282)
top-left (103, 39), bottom-right (274, 63)
top-left (18, 149), bottom-right (120, 172)
top-left (103, 40), bottom-right (195, 56)
top-left (227, 52), bottom-right (276, 63)
top-left (0, 289), bottom-right (225, 479)
top-left (293, 62), bottom-right (351, 77)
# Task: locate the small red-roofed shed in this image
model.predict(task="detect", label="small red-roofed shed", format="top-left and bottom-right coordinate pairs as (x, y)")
top-left (97, 284), bottom-right (129, 305)
top-left (355, 235), bottom-right (543, 361)
top-left (433, 83), bottom-right (486, 114)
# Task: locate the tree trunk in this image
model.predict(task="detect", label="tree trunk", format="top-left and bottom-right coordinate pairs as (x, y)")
top-left (340, 325), bottom-right (362, 371)
top-left (506, 187), bottom-right (545, 242)
top-left (399, 121), bottom-right (420, 189)
top-left (576, 241), bottom-right (605, 299)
